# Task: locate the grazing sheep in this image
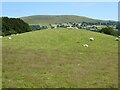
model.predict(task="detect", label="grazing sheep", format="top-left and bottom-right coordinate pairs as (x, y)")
top-left (0, 36), bottom-right (2, 39)
top-left (89, 37), bottom-right (94, 41)
top-left (82, 44), bottom-right (88, 47)
top-left (8, 36), bottom-right (12, 40)
top-left (115, 37), bottom-right (119, 41)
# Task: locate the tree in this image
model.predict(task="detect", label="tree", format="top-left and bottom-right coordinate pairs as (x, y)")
top-left (2, 17), bottom-right (32, 36)
top-left (116, 22), bottom-right (120, 29)
top-left (99, 26), bottom-right (118, 36)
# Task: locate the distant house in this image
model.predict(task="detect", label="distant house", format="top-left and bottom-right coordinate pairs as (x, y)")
top-left (92, 25), bottom-right (97, 27)
top-left (50, 25), bottom-right (57, 29)
top-left (67, 26), bottom-right (73, 29)
top-left (54, 26), bottom-right (57, 28)
top-left (74, 27), bottom-right (79, 29)
top-left (82, 26), bottom-right (86, 29)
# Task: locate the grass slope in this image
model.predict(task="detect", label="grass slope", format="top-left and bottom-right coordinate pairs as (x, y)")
top-left (2, 28), bottom-right (118, 88)
top-left (21, 15), bottom-right (104, 25)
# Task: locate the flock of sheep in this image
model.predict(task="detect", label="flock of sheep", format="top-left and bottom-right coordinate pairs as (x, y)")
top-left (82, 38), bottom-right (94, 47)
top-left (0, 34), bottom-right (119, 48)
top-left (82, 37), bottom-right (119, 47)
top-left (0, 34), bottom-right (20, 39)
top-left (0, 34), bottom-right (21, 39)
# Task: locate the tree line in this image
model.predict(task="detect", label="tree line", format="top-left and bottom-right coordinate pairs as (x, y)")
top-left (2, 17), bottom-right (32, 36)
top-left (99, 26), bottom-right (119, 36)
top-left (30, 25), bottom-right (48, 30)
top-left (1, 17), bottom-right (119, 37)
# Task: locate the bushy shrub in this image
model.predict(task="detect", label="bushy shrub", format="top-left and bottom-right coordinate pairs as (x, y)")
top-left (99, 27), bottom-right (118, 36)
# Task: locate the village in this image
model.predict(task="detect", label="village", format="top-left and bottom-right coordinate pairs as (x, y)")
top-left (30, 21), bottom-right (118, 33)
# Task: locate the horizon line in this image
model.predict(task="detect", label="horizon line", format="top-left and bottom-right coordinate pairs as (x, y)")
top-left (1, 14), bottom-right (118, 21)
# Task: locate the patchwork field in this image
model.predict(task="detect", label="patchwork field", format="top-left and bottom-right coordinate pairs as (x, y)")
top-left (2, 28), bottom-right (118, 88)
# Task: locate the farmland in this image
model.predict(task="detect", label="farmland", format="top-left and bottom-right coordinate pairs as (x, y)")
top-left (2, 28), bottom-right (118, 88)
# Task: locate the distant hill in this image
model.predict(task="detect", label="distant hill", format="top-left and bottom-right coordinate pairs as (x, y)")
top-left (21, 15), bottom-right (109, 25)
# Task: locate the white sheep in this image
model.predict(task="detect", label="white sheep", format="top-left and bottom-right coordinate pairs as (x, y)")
top-left (82, 44), bottom-right (88, 47)
top-left (8, 36), bottom-right (12, 40)
top-left (0, 36), bottom-right (2, 39)
top-left (89, 37), bottom-right (94, 41)
top-left (115, 37), bottom-right (119, 41)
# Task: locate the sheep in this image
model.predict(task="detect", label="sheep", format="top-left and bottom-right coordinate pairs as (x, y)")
top-left (8, 36), bottom-right (12, 40)
top-left (115, 37), bottom-right (119, 41)
top-left (0, 36), bottom-right (2, 39)
top-left (89, 37), bottom-right (94, 41)
top-left (82, 44), bottom-right (88, 47)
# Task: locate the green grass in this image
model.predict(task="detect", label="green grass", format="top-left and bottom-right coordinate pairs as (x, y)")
top-left (21, 15), bottom-right (104, 25)
top-left (2, 28), bottom-right (118, 88)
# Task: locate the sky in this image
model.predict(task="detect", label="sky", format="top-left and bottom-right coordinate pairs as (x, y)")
top-left (1, 2), bottom-right (118, 20)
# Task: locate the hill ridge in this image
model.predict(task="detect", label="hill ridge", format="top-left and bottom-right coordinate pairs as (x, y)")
top-left (21, 15), bottom-right (110, 25)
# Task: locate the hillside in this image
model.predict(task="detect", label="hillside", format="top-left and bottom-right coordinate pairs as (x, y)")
top-left (21, 15), bottom-right (106, 25)
top-left (2, 28), bottom-right (118, 88)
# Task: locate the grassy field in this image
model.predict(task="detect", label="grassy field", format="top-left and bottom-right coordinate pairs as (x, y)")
top-left (21, 15), bottom-right (104, 25)
top-left (2, 28), bottom-right (118, 88)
